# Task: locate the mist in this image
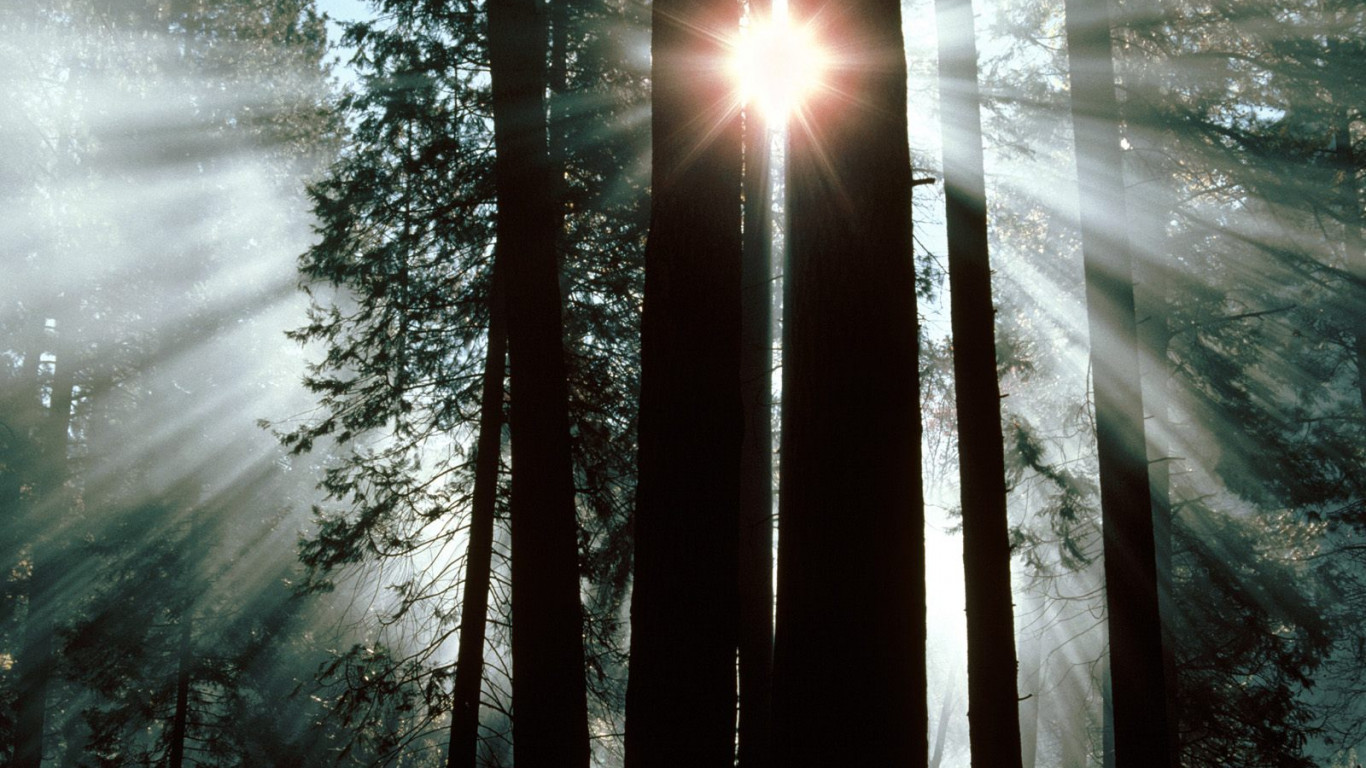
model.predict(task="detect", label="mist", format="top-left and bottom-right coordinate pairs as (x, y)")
top-left (5, 0), bottom-right (1366, 766)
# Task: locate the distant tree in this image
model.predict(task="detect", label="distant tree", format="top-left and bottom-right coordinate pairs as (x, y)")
top-left (771, 0), bottom-right (927, 765)
top-left (0, 0), bottom-right (335, 764)
top-left (1061, 0), bottom-right (1173, 761)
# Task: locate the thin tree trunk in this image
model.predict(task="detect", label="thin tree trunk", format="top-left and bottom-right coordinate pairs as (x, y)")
top-left (772, 0), bottom-right (927, 763)
top-left (934, 0), bottom-right (1024, 763)
top-left (168, 615), bottom-right (193, 768)
top-left (14, 592), bottom-right (53, 768)
top-left (928, 677), bottom-right (956, 768)
top-left (1062, 0), bottom-right (1172, 763)
top-left (445, 266), bottom-right (506, 768)
top-left (486, 0), bottom-right (590, 763)
top-left (736, 20), bottom-right (775, 768)
top-left (623, 0), bottom-right (743, 760)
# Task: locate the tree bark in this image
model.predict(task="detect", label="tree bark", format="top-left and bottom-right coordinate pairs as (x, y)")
top-left (737, 19), bottom-right (775, 768)
top-left (623, 0), bottom-right (743, 761)
top-left (934, 0), bottom-right (1024, 763)
top-left (1061, 0), bottom-right (1173, 763)
top-left (168, 615), bottom-right (193, 768)
top-left (445, 266), bottom-right (506, 768)
top-left (771, 0), bottom-right (927, 763)
top-left (487, 0), bottom-right (590, 763)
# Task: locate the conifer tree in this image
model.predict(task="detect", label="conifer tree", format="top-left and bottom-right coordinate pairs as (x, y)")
top-left (1061, 0), bottom-right (1172, 762)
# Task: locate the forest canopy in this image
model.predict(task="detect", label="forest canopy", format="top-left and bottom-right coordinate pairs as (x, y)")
top-left (2, 0), bottom-right (1364, 766)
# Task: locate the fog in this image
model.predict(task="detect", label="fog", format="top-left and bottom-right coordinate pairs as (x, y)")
top-left (5, 0), bottom-right (1366, 766)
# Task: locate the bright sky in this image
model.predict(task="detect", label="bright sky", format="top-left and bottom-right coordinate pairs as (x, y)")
top-left (316, 0), bottom-right (373, 84)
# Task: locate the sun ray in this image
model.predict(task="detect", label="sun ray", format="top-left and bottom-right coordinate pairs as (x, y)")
top-left (728, 13), bottom-right (830, 125)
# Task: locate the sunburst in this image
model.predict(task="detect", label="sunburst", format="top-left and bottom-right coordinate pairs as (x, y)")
top-left (729, 14), bottom-right (830, 126)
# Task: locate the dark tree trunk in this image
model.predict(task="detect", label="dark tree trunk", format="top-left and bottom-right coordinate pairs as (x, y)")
top-left (934, 0), bottom-right (1024, 763)
top-left (487, 0), bottom-right (590, 764)
top-left (445, 266), bottom-right (507, 768)
top-left (736, 21), bottom-right (775, 768)
top-left (623, 0), bottom-right (743, 761)
top-left (1062, 0), bottom-right (1173, 763)
top-left (1137, 264), bottom-right (1179, 763)
top-left (1115, 0), bottom-right (1184, 747)
top-left (168, 616), bottom-right (193, 768)
top-left (771, 0), bottom-right (927, 764)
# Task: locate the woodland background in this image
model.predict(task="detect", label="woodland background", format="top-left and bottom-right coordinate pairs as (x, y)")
top-left (2, 0), bottom-right (1365, 765)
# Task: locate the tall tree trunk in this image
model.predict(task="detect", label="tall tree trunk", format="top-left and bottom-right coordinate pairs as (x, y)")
top-left (736, 16), bottom-right (775, 768)
top-left (934, 0), bottom-right (1024, 763)
top-left (15, 315), bottom-right (76, 768)
top-left (1062, 0), bottom-right (1173, 762)
top-left (1137, 264), bottom-right (1179, 762)
top-left (623, 0), bottom-right (743, 760)
top-left (486, 0), bottom-right (590, 764)
top-left (771, 0), bottom-right (927, 764)
top-left (168, 615), bottom-right (193, 768)
top-left (445, 266), bottom-right (507, 768)
top-left (1119, 0), bottom-right (1182, 755)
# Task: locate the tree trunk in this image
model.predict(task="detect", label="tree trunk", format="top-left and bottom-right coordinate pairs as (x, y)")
top-left (445, 266), bottom-right (507, 768)
top-left (1139, 268), bottom-right (1179, 763)
top-left (737, 20), bottom-right (775, 768)
top-left (1062, 0), bottom-right (1173, 763)
top-left (486, 0), bottom-right (590, 763)
top-left (771, 0), bottom-right (927, 763)
top-left (168, 615), bottom-right (193, 768)
top-left (1116, 0), bottom-right (1184, 751)
top-left (623, 0), bottom-right (743, 761)
top-left (934, 0), bottom-right (1024, 763)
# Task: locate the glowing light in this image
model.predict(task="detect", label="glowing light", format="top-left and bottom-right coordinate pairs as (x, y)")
top-left (729, 17), bottom-right (828, 124)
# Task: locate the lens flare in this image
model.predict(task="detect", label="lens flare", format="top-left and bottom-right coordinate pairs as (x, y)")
top-left (729, 16), bottom-right (828, 124)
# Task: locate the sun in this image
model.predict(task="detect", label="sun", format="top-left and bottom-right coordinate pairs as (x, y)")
top-left (729, 16), bottom-right (828, 125)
